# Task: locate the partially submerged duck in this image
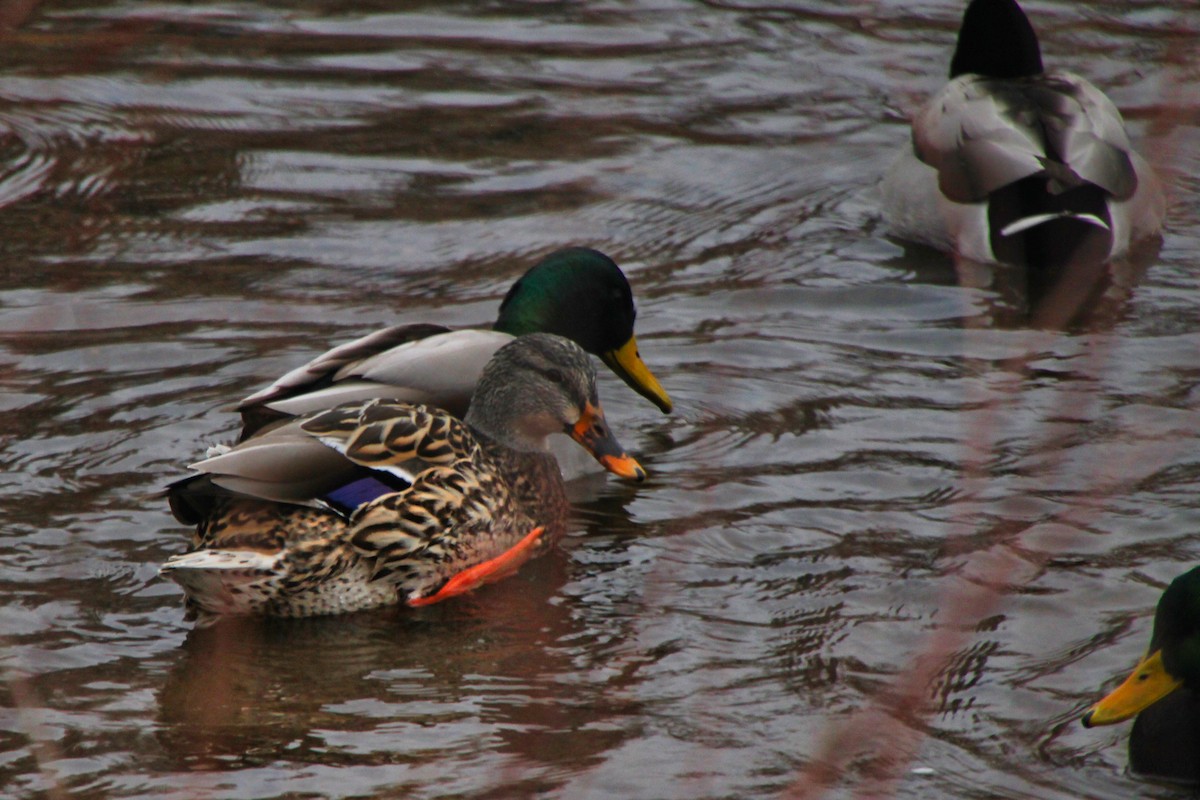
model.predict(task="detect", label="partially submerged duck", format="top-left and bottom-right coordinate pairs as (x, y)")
top-left (881, 0), bottom-right (1164, 274)
top-left (1082, 567), bottom-right (1200, 784)
top-left (238, 247), bottom-right (672, 440)
top-left (162, 334), bottom-right (646, 620)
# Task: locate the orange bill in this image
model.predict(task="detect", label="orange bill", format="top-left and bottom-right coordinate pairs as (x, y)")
top-left (1081, 649), bottom-right (1184, 727)
top-left (408, 527), bottom-right (546, 607)
top-left (568, 401), bottom-right (646, 481)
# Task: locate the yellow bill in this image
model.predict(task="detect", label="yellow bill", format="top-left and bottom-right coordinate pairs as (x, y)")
top-left (1081, 649), bottom-right (1184, 727)
top-left (601, 335), bottom-right (672, 414)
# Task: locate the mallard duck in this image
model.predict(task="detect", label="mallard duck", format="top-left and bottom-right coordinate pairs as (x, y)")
top-left (880, 0), bottom-right (1165, 272)
top-left (237, 247), bottom-right (672, 441)
top-left (1082, 567), bottom-right (1200, 784)
top-left (161, 334), bottom-right (646, 620)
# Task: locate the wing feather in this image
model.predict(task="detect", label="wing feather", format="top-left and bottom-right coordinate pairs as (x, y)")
top-left (914, 71), bottom-right (1137, 203)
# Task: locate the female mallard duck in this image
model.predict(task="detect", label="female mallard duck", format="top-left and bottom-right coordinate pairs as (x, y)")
top-left (162, 334), bottom-right (646, 620)
top-left (880, 0), bottom-right (1165, 271)
top-left (237, 247), bottom-right (672, 440)
top-left (1082, 567), bottom-right (1200, 784)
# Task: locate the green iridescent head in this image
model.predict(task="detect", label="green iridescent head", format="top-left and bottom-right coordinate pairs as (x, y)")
top-left (494, 247), bottom-right (672, 414)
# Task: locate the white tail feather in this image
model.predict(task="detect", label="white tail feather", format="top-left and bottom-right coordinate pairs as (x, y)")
top-left (161, 549), bottom-right (280, 574)
top-left (1000, 212), bottom-right (1110, 238)
top-left (204, 443), bottom-right (232, 459)
top-left (160, 549), bottom-right (283, 614)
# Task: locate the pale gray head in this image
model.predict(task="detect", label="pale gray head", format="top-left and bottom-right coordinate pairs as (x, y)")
top-left (465, 333), bottom-right (646, 480)
top-left (466, 333), bottom-right (597, 451)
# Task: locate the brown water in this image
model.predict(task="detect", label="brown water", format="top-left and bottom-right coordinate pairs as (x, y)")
top-left (2, 1), bottom-right (1199, 798)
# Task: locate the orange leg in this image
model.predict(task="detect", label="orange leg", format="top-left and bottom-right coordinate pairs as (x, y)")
top-left (407, 527), bottom-right (545, 607)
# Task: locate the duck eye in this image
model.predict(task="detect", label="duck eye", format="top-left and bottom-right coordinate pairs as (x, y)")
top-left (545, 368), bottom-right (565, 386)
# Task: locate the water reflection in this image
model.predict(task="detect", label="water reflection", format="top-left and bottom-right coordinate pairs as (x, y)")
top-left (882, 235), bottom-right (1163, 332)
top-left (155, 551), bottom-right (653, 790)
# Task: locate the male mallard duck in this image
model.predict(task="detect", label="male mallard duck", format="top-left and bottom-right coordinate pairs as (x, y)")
top-left (1082, 567), bottom-right (1200, 784)
top-left (162, 334), bottom-right (646, 620)
top-left (237, 247), bottom-right (672, 440)
top-left (880, 0), bottom-right (1165, 272)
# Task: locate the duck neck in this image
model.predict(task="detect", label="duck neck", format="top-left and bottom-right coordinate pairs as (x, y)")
top-left (464, 400), bottom-right (550, 455)
top-left (495, 445), bottom-right (570, 540)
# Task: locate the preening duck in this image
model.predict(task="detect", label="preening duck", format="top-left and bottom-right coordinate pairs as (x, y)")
top-left (880, 0), bottom-right (1165, 272)
top-left (238, 247), bottom-right (672, 440)
top-left (1082, 566), bottom-right (1200, 784)
top-left (162, 334), bottom-right (646, 621)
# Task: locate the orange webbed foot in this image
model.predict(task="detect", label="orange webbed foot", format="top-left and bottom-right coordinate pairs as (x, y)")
top-left (407, 526), bottom-right (546, 607)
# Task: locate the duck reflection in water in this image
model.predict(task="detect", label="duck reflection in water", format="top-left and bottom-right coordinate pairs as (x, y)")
top-left (156, 554), bottom-right (651, 788)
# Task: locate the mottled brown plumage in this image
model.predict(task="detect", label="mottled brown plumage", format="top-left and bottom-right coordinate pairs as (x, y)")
top-left (161, 334), bottom-right (643, 621)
